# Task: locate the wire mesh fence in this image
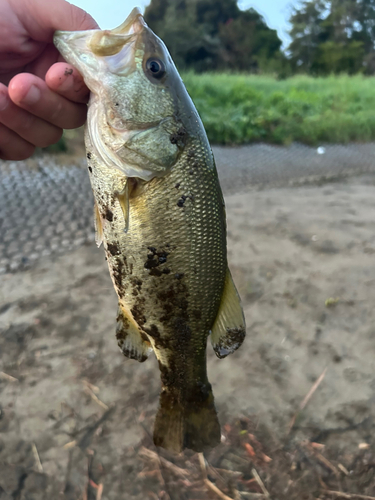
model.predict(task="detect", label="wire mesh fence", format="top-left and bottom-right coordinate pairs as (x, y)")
top-left (1, 142), bottom-right (375, 274)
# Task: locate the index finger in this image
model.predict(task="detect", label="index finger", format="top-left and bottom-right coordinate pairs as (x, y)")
top-left (45, 62), bottom-right (89, 103)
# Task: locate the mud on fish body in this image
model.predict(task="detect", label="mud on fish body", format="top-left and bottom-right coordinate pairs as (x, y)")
top-left (54, 7), bottom-right (245, 453)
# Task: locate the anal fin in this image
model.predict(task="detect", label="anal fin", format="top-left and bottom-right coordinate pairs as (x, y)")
top-left (115, 180), bottom-right (130, 233)
top-left (210, 269), bottom-right (246, 359)
top-left (116, 303), bottom-right (153, 362)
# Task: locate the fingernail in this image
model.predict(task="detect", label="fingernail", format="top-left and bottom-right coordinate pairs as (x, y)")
top-left (22, 85), bottom-right (41, 105)
top-left (0, 90), bottom-right (9, 111)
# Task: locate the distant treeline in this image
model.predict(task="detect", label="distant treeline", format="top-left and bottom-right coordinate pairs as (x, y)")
top-left (145, 0), bottom-right (375, 76)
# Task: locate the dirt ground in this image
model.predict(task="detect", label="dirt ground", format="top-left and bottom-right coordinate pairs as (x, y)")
top-left (1, 170), bottom-right (375, 499)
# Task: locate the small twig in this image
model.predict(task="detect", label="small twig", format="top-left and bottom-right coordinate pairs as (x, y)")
top-left (288, 367), bottom-right (328, 432)
top-left (297, 367), bottom-right (328, 411)
top-left (63, 440), bottom-right (77, 449)
top-left (314, 451), bottom-right (340, 476)
top-left (137, 469), bottom-right (164, 481)
top-left (139, 447), bottom-right (190, 479)
top-left (244, 443), bottom-right (256, 458)
top-left (239, 494), bottom-right (266, 499)
top-left (210, 466), bottom-right (243, 480)
top-left (311, 442), bottom-right (325, 450)
top-left (82, 379), bottom-right (100, 394)
top-left (198, 453), bottom-right (208, 480)
top-left (251, 469), bottom-right (270, 499)
top-left (302, 442), bottom-right (340, 476)
top-left (32, 443), bottom-right (43, 472)
top-left (138, 445), bottom-right (172, 499)
top-left (199, 453), bottom-right (234, 500)
top-left (322, 491), bottom-right (375, 500)
top-left (204, 478), bottom-right (235, 500)
top-left (358, 443), bottom-right (370, 450)
top-left (338, 464), bottom-right (350, 476)
top-left (78, 405), bottom-right (115, 450)
top-left (209, 465), bottom-right (241, 500)
top-left (0, 371), bottom-right (18, 382)
top-left (83, 385), bottom-right (108, 410)
top-left (96, 483), bottom-right (103, 500)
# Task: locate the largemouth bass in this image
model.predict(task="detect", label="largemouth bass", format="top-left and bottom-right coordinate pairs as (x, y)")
top-left (54, 7), bottom-right (245, 453)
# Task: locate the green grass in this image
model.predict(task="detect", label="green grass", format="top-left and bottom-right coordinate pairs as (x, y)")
top-left (181, 73), bottom-right (375, 145)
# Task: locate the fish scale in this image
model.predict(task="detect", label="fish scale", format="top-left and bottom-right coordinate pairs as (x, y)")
top-left (54, 6), bottom-right (245, 453)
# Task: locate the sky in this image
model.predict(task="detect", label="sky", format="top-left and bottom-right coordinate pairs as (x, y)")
top-left (70, 0), bottom-right (294, 48)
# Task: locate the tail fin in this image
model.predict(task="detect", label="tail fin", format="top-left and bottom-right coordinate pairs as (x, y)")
top-left (153, 386), bottom-right (221, 453)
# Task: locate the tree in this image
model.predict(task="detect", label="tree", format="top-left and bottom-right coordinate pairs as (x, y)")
top-left (144, 0), bottom-right (284, 73)
top-left (288, 0), bottom-right (329, 73)
top-left (288, 0), bottom-right (375, 74)
top-left (219, 8), bottom-right (282, 71)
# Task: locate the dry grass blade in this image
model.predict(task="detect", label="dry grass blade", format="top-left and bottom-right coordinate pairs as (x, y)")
top-left (210, 466), bottom-right (243, 480)
top-left (288, 367), bottom-right (328, 432)
top-left (204, 478), bottom-right (235, 500)
top-left (78, 405), bottom-right (115, 450)
top-left (322, 491), bottom-right (375, 500)
top-left (338, 464), bottom-right (350, 476)
top-left (239, 494), bottom-right (267, 499)
top-left (199, 453), bottom-right (234, 500)
top-left (83, 385), bottom-right (109, 410)
top-left (251, 469), bottom-right (270, 499)
top-left (82, 379), bottom-right (100, 394)
top-left (358, 443), bottom-right (370, 450)
top-left (137, 469), bottom-right (164, 481)
top-left (198, 453), bottom-right (208, 480)
top-left (314, 451), bottom-right (340, 476)
top-left (139, 447), bottom-right (190, 479)
top-left (63, 440), bottom-right (77, 449)
top-left (32, 442), bottom-right (43, 472)
top-left (0, 371), bottom-right (18, 382)
top-left (96, 483), bottom-right (103, 500)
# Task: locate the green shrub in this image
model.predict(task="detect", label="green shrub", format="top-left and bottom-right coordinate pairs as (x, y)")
top-left (182, 73), bottom-right (375, 145)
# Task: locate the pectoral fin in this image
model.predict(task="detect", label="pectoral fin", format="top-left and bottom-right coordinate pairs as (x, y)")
top-left (116, 303), bottom-right (153, 362)
top-left (210, 269), bottom-right (246, 359)
top-left (115, 180), bottom-right (130, 233)
top-left (94, 202), bottom-right (103, 248)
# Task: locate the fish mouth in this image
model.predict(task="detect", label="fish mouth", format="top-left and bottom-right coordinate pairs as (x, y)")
top-left (111, 7), bottom-right (146, 36)
top-left (53, 8), bottom-right (146, 83)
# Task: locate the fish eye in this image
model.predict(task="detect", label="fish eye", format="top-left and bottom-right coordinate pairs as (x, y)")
top-left (146, 57), bottom-right (166, 79)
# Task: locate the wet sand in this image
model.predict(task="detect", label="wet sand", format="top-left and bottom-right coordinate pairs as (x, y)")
top-left (1, 173), bottom-right (375, 499)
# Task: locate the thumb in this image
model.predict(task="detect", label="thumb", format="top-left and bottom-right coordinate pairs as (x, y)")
top-left (10, 0), bottom-right (99, 42)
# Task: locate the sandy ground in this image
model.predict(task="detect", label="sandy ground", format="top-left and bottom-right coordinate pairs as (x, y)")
top-left (1, 173), bottom-right (375, 499)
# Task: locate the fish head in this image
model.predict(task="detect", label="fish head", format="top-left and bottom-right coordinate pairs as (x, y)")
top-left (54, 8), bottom-right (196, 180)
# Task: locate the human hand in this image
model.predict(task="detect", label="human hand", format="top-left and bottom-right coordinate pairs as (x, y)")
top-left (0, 0), bottom-right (98, 160)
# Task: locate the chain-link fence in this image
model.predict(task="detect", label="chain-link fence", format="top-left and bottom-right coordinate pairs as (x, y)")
top-left (2, 142), bottom-right (375, 274)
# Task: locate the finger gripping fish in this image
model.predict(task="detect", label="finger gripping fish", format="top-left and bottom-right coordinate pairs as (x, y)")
top-left (54, 7), bottom-right (245, 453)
